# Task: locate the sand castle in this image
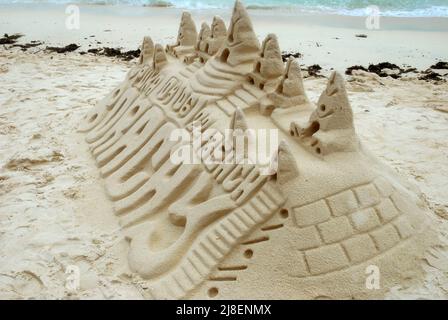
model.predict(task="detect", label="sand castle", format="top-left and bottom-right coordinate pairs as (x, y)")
top-left (79, 1), bottom-right (438, 299)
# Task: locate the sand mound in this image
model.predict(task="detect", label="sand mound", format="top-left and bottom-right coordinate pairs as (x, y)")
top-left (79, 0), bottom-right (439, 299)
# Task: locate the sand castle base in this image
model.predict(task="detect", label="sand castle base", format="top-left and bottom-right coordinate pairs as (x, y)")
top-left (79, 1), bottom-right (438, 299)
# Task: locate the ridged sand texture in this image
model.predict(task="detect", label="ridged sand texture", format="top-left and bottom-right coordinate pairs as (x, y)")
top-left (79, 0), bottom-right (438, 299)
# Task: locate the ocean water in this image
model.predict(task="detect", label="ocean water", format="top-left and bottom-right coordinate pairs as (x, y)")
top-left (1, 0), bottom-right (448, 17)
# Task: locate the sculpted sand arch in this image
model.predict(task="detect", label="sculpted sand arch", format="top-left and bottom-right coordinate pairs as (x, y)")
top-left (80, 0), bottom-right (438, 299)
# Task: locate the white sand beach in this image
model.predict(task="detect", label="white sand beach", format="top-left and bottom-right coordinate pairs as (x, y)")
top-left (0, 3), bottom-right (448, 299)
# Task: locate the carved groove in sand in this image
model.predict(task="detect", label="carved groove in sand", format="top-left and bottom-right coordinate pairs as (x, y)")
top-left (80, 1), bottom-right (436, 299)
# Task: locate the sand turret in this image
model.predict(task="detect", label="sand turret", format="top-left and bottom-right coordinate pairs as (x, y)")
top-left (152, 44), bottom-right (167, 71)
top-left (313, 71), bottom-right (354, 131)
top-left (139, 36), bottom-right (154, 65)
top-left (248, 34), bottom-right (284, 91)
top-left (189, 1), bottom-right (260, 95)
top-left (268, 58), bottom-right (308, 108)
top-left (196, 17), bottom-right (227, 64)
top-left (272, 140), bottom-right (299, 185)
top-left (230, 107), bottom-right (248, 131)
top-left (184, 22), bottom-right (211, 64)
top-left (196, 22), bottom-right (211, 52)
top-left (207, 16), bottom-right (227, 55)
top-left (291, 72), bottom-right (358, 156)
top-left (216, 0), bottom-right (260, 69)
top-left (167, 11), bottom-right (198, 58)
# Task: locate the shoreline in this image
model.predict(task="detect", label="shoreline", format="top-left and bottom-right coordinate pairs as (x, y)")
top-left (3, 2), bottom-right (448, 18)
top-left (1, 4), bottom-right (448, 71)
top-left (3, 3), bottom-right (448, 29)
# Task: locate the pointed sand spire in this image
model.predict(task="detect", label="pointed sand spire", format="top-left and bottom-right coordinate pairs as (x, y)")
top-left (230, 107), bottom-right (248, 131)
top-left (208, 16), bottom-right (227, 55)
top-left (139, 36), bottom-right (154, 65)
top-left (294, 71), bottom-right (358, 156)
top-left (227, 0), bottom-right (255, 44)
top-left (268, 57), bottom-right (308, 108)
top-left (274, 140), bottom-right (299, 184)
top-left (277, 58), bottom-right (307, 98)
top-left (177, 11), bottom-right (198, 47)
top-left (258, 34), bottom-right (284, 79)
top-left (227, 107), bottom-right (257, 164)
top-left (167, 11), bottom-right (198, 58)
top-left (152, 44), bottom-right (168, 71)
top-left (216, 0), bottom-right (260, 67)
top-left (196, 22), bottom-right (211, 52)
top-left (211, 16), bottom-right (227, 38)
top-left (248, 33), bottom-right (284, 91)
top-left (315, 71), bottom-right (354, 131)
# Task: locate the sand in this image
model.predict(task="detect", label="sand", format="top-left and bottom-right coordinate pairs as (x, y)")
top-left (0, 3), bottom-right (448, 299)
top-left (1, 4), bottom-right (448, 71)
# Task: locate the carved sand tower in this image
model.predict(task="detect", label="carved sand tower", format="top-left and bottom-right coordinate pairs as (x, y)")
top-left (80, 1), bottom-right (438, 299)
top-left (167, 11), bottom-right (198, 58)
